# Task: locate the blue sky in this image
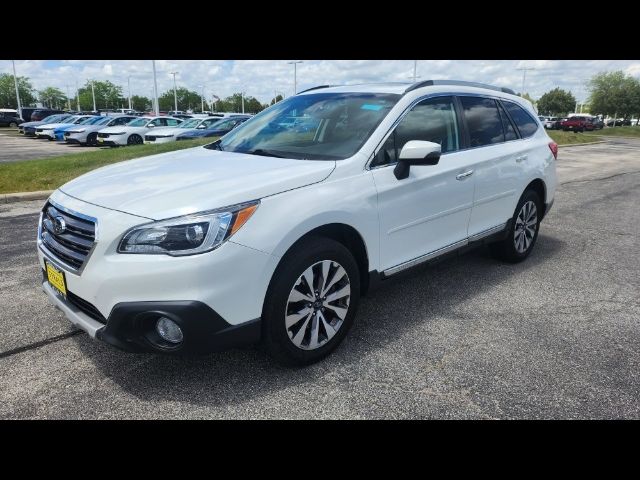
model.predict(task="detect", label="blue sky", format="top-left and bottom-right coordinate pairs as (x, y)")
top-left (3, 60), bottom-right (640, 104)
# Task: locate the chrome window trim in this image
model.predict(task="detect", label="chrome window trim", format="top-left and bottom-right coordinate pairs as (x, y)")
top-left (366, 91), bottom-right (532, 171)
top-left (38, 198), bottom-right (99, 276)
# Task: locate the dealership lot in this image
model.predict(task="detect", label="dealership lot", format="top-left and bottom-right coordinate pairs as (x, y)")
top-left (0, 137), bottom-right (638, 419)
top-left (0, 131), bottom-right (101, 163)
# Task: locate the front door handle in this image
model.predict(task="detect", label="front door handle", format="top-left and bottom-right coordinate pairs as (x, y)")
top-left (456, 170), bottom-right (474, 180)
top-left (516, 154), bottom-right (528, 163)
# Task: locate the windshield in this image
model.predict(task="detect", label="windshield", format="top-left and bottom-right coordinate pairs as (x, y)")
top-left (93, 116), bottom-right (113, 125)
top-left (70, 116), bottom-right (87, 124)
top-left (127, 118), bottom-right (150, 127)
top-left (79, 116), bottom-right (104, 125)
top-left (216, 92), bottom-right (400, 160)
top-left (42, 114), bottom-right (66, 123)
top-left (178, 118), bottom-right (202, 128)
top-left (207, 118), bottom-right (237, 130)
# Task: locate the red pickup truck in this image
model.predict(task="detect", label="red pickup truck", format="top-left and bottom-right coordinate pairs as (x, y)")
top-left (560, 116), bottom-right (595, 132)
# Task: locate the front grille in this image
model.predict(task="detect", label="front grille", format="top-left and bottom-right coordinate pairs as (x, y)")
top-left (67, 291), bottom-right (106, 323)
top-left (145, 136), bottom-right (156, 142)
top-left (40, 202), bottom-right (96, 271)
top-left (97, 132), bottom-right (109, 138)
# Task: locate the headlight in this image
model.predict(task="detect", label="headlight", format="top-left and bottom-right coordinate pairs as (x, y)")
top-left (118, 201), bottom-right (259, 256)
top-left (73, 129), bottom-right (86, 133)
top-left (110, 131), bottom-right (126, 135)
top-left (154, 134), bottom-right (174, 138)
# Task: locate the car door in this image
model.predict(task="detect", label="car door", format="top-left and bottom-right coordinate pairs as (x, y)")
top-left (371, 96), bottom-right (476, 273)
top-left (460, 96), bottom-right (524, 237)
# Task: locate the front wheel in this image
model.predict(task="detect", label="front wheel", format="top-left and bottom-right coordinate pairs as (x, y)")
top-left (9, 122), bottom-right (18, 128)
top-left (262, 237), bottom-right (361, 366)
top-left (86, 132), bottom-right (98, 146)
top-left (127, 134), bottom-right (142, 145)
top-left (489, 190), bottom-right (542, 263)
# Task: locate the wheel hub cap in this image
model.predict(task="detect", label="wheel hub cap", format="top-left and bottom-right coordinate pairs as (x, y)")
top-left (514, 200), bottom-right (538, 253)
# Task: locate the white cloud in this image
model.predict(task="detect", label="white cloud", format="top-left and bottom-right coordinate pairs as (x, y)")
top-left (2, 59), bottom-right (640, 104)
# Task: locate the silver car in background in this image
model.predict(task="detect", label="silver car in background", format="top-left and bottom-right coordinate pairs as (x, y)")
top-left (64, 115), bottom-right (138, 146)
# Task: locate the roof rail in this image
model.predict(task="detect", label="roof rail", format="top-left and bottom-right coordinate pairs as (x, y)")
top-left (405, 80), bottom-right (516, 95)
top-left (296, 85), bottom-right (333, 94)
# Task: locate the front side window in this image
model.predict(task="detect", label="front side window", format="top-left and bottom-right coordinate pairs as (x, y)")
top-left (166, 118), bottom-right (180, 126)
top-left (214, 92), bottom-right (400, 160)
top-left (502, 101), bottom-right (538, 138)
top-left (127, 118), bottom-right (149, 127)
top-left (460, 96), bottom-right (505, 147)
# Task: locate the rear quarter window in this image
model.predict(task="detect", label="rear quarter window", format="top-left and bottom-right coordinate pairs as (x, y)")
top-left (502, 101), bottom-right (539, 138)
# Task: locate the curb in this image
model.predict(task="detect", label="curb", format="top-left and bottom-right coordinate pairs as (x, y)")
top-left (1, 190), bottom-right (53, 204)
top-left (558, 140), bottom-right (607, 148)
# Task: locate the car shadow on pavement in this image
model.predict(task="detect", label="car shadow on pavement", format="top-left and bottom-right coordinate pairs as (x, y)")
top-left (74, 233), bottom-right (565, 408)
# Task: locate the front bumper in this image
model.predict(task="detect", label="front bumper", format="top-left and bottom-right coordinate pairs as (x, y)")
top-left (144, 136), bottom-right (175, 144)
top-left (42, 277), bottom-right (261, 353)
top-left (97, 135), bottom-right (126, 146)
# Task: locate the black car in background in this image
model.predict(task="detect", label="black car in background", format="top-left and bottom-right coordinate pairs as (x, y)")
top-left (18, 107), bottom-right (41, 122)
top-left (30, 108), bottom-right (65, 122)
top-left (588, 118), bottom-right (604, 129)
top-left (0, 111), bottom-right (24, 127)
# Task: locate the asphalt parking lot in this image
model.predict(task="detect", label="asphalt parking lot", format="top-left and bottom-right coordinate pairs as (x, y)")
top-left (0, 137), bottom-right (638, 419)
top-left (0, 130), bottom-right (101, 163)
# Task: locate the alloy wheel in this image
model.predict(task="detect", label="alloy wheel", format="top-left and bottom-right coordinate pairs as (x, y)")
top-left (285, 260), bottom-right (351, 351)
top-left (514, 200), bottom-right (538, 253)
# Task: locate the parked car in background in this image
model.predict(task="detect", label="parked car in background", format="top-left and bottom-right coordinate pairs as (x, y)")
top-left (0, 110), bottom-right (24, 127)
top-left (30, 108), bottom-right (66, 122)
top-left (20, 114), bottom-right (73, 136)
top-left (144, 117), bottom-right (224, 144)
top-left (37, 81), bottom-right (557, 364)
top-left (35, 115), bottom-right (95, 140)
top-left (176, 116), bottom-right (250, 141)
top-left (65, 115), bottom-right (138, 146)
top-left (588, 117), bottom-right (604, 129)
top-left (96, 116), bottom-right (183, 146)
top-left (53, 115), bottom-right (112, 141)
top-left (606, 118), bottom-right (631, 127)
top-left (543, 117), bottom-right (562, 130)
top-left (560, 116), bottom-right (594, 132)
top-left (18, 107), bottom-right (41, 122)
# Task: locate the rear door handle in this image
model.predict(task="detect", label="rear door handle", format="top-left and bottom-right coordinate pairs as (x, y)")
top-left (456, 170), bottom-right (474, 180)
top-left (516, 154), bottom-right (528, 163)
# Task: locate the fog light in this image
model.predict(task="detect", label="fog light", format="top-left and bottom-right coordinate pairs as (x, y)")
top-left (156, 317), bottom-right (183, 344)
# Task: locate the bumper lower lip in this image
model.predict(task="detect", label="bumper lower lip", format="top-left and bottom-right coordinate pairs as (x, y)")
top-left (41, 279), bottom-right (261, 354)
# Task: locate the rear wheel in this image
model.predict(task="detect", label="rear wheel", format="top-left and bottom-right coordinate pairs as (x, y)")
top-left (9, 122), bottom-right (17, 128)
top-left (127, 134), bottom-right (142, 145)
top-left (262, 237), bottom-right (360, 366)
top-left (489, 189), bottom-right (542, 263)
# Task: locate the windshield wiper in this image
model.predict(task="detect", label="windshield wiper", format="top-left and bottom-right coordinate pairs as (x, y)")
top-left (245, 148), bottom-right (284, 158)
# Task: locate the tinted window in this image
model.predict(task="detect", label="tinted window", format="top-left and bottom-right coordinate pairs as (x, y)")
top-left (498, 102), bottom-right (518, 141)
top-left (502, 101), bottom-right (538, 138)
top-left (371, 96), bottom-right (460, 167)
top-left (460, 96), bottom-right (504, 147)
top-left (166, 118), bottom-right (180, 126)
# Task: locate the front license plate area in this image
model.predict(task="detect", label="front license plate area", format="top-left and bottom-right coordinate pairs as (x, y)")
top-left (45, 261), bottom-right (67, 297)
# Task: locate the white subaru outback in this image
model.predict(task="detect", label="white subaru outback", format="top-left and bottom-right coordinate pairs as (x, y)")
top-left (38, 80), bottom-right (557, 365)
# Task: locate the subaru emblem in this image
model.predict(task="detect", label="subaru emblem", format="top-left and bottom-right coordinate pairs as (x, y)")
top-left (53, 216), bottom-right (66, 234)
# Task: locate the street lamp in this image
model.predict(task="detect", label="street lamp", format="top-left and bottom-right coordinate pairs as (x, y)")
top-left (198, 84), bottom-right (205, 112)
top-left (170, 71), bottom-right (179, 112)
top-left (90, 80), bottom-right (97, 112)
top-left (152, 60), bottom-right (159, 116)
top-left (127, 76), bottom-right (132, 110)
top-left (287, 60), bottom-right (303, 94)
top-left (211, 95), bottom-right (219, 112)
top-left (12, 60), bottom-right (22, 114)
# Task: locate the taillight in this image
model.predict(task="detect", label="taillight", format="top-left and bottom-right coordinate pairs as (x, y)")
top-left (548, 141), bottom-right (558, 160)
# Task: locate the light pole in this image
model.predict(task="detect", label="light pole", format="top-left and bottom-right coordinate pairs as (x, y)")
top-left (412, 60), bottom-right (419, 83)
top-left (11, 60), bottom-right (22, 114)
top-left (241, 89), bottom-right (245, 114)
top-left (76, 80), bottom-right (80, 111)
top-left (516, 67), bottom-right (535, 96)
top-left (90, 80), bottom-right (97, 112)
top-left (170, 71), bottom-right (179, 112)
top-left (65, 85), bottom-right (71, 111)
top-left (199, 85), bottom-right (205, 112)
top-left (127, 76), bottom-right (132, 110)
top-left (211, 95), bottom-right (219, 112)
top-left (287, 60), bottom-right (303, 94)
top-left (152, 60), bottom-right (159, 115)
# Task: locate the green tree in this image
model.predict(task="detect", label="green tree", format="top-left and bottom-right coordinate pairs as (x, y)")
top-left (158, 87), bottom-right (209, 111)
top-left (77, 80), bottom-right (123, 111)
top-left (131, 95), bottom-right (152, 111)
top-left (588, 71), bottom-right (640, 121)
top-left (270, 94), bottom-right (284, 106)
top-left (536, 88), bottom-right (577, 116)
top-left (0, 73), bottom-right (37, 108)
top-left (39, 87), bottom-right (67, 109)
top-left (217, 93), bottom-right (267, 114)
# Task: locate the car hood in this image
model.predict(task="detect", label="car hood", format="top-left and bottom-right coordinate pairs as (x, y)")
top-left (22, 120), bottom-right (46, 127)
top-left (59, 146), bottom-right (336, 220)
top-left (38, 122), bottom-right (73, 129)
top-left (179, 129), bottom-right (208, 137)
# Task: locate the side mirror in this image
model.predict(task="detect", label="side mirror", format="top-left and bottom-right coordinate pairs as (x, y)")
top-left (147, 124), bottom-right (155, 128)
top-left (197, 124), bottom-right (206, 129)
top-left (394, 140), bottom-right (441, 180)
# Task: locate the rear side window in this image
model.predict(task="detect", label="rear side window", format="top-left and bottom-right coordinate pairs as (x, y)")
top-left (502, 101), bottom-right (538, 138)
top-left (460, 96), bottom-right (504, 147)
top-left (498, 102), bottom-right (518, 141)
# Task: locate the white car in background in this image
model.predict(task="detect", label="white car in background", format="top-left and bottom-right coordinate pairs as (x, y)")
top-left (64, 115), bottom-right (138, 146)
top-left (96, 116), bottom-right (183, 146)
top-left (144, 117), bottom-right (224, 144)
top-left (35, 115), bottom-right (95, 140)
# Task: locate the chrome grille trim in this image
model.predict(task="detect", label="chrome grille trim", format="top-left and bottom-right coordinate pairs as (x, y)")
top-left (37, 199), bottom-right (98, 275)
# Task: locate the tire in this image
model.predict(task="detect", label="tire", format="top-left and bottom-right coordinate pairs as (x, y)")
top-left (262, 236), bottom-right (361, 366)
top-left (9, 122), bottom-right (17, 128)
top-left (127, 134), bottom-right (142, 145)
top-left (86, 132), bottom-right (97, 146)
top-left (489, 189), bottom-right (542, 263)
